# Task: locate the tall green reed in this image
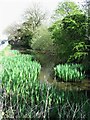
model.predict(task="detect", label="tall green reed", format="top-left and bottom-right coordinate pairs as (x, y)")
top-left (54, 64), bottom-right (85, 82)
top-left (1, 51), bottom-right (90, 119)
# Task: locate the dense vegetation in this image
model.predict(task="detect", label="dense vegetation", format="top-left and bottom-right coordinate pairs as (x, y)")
top-left (1, 0), bottom-right (90, 119)
top-left (0, 50), bottom-right (90, 119)
top-left (54, 64), bottom-right (85, 82)
top-left (50, 14), bottom-right (90, 64)
top-left (49, 1), bottom-right (90, 77)
top-left (5, 1), bottom-right (90, 67)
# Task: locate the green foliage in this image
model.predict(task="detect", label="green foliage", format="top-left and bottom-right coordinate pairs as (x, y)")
top-left (1, 54), bottom-right (41, 90)
top-left (49, 20), bottom-right (62, 42)
top-left (54, 64), bottom-right (85, 82)
top-left (50, 13), bottom-right (90, 63)
top-left (31, 26), bottom-right (54, 51)
top-left (5, 23), bottom-right (33, 48)
top-left (61, 14), bottom-right (90, 65)
top-left (68, 42), bottom-right (89, 63)
top-left (62, 14), bottom-right (87, 40)
top-left (53, 0), bottom-right (82, 20)
top-left (50, 0), bottom-right (90, 63)
top-left (49, 20), bottom-right (71, 62)
top-left (13, 23), bottom-right (33, 47)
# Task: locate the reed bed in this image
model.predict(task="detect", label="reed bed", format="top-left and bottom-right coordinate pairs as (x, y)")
top-left (1, 51), bottom-right (90, 119)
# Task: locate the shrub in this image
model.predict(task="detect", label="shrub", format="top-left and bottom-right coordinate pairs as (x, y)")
top-left (54, 64), bottom-right (85, 82)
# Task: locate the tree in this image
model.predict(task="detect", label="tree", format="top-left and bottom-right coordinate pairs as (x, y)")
top-left (53, 0), bottom-right (82, 20)
top-left (5, 3), bottom-right (46, 48)
top-left (4, 23), bottom-right (33, 47)
top-left (84, 0), bottom-right (90, 16)
top-left (50, 13), bottom-right (90, 63)
top-left (50, 0), bottom-right (90, 63)
top-left (31, 25), bottom-right (54, 52)
top-left (62, 14), bottom-right (87, 41)
top-left (16, 23), bottom-right (33, 47)
top-left (4, 23), bottom-right (21, 41)
top-left (24, 3), bottom-right (46, 31)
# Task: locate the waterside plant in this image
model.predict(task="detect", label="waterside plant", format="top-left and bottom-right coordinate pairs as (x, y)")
top-left (54, 64), bottom-right (85, 82)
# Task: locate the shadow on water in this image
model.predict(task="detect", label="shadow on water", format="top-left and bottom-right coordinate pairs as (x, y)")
top-left (12, 47), bottom-right (90, 91)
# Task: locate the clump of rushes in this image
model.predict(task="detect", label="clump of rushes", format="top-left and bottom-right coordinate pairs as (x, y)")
top-left (54, 64), bottom-right (85, 82)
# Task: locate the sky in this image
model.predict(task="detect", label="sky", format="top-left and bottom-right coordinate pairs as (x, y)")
top-left (0, 0), bottom-right (84, 39)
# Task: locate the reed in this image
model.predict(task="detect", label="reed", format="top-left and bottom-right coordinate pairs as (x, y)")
top-left (1, 51), bottom-right (89, 119)
top-left (54, 64), bottom-right (85, 82)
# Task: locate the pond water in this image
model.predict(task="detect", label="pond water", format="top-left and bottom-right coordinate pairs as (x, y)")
top-left (19, 48), bottom-right (90, 91)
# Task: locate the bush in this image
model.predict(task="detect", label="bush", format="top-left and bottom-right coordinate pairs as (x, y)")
top-left (54, 64), bottom-right (85, 82)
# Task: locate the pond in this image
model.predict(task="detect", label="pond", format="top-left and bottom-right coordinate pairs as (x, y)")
top-left (18, 48), bottom-right (90, 91)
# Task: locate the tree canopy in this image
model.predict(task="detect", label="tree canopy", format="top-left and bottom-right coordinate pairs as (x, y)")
top-left (50, 0), bottom-right (90, 64)
top-left (53, 1), bottom-right (82, 20)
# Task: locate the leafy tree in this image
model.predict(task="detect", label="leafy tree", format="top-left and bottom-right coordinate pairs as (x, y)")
top-left (50, 13), bottom-right (90, 63)
top-left (62, 14), bottom-right (86, 41)
top-left (31, 26), bottom-right (54, 51)
top-left (53, 0), bottom-right (82, 20)
top-left (4, 23), bottom-right (33, 47)
top-left (68, 42), bottom-right (89, 62)
top-left (49, 1), bottom-right (84, 62)
top-left (63, 14), bottom-right (90, 64)
top-left (16, 22), bottom-right (33, 47)
top-left (49, 20), bottom-right (69, 62)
